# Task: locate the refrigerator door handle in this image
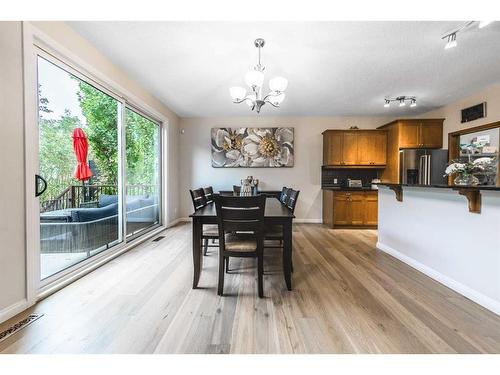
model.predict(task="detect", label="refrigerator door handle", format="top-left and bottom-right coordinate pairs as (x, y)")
top-left (426, 155), bottom-right (432, 185)
top-left (419, 155), bottom-right (425, 184)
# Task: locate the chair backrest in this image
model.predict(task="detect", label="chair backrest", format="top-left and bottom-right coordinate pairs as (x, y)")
top-left (190, 188), bottom-right (207, 211)
top-left (233, 185), bottom-right (241, 195)
top-left (280, 187), bottom-right (291, 204)
top-left (286, 189), bottom-right (300, 213)
top-left (214, 195), bottom-right (266, 235)
top-left (203, 186), bottom-right (214, 203)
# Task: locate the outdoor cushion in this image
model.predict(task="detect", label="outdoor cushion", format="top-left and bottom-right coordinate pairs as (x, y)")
top-left (99, 194), bottom-right (149, 207)
top-left (71, 202), bottom-right (119, 223)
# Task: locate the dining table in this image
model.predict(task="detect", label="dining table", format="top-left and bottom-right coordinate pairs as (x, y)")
top-left (189, 196), bottom-right (295, 291)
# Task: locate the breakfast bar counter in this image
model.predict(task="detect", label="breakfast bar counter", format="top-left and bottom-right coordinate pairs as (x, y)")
top-left (376, 184), bottom-right (500, 315)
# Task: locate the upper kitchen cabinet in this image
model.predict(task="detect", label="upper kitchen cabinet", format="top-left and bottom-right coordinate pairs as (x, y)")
top-left (378, 119), bottom-right (445, 183)
top-left (397, 119), bottom-right (444, 149)
top-left (322, 129), bottom-right (387, 167)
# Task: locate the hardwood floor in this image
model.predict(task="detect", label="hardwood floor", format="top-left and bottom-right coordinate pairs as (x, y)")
top-left (1, 223), bottom-right (500, 354)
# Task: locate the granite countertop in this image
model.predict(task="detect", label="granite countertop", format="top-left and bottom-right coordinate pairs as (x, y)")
top-left (377, 182), bottom-right (500, 191)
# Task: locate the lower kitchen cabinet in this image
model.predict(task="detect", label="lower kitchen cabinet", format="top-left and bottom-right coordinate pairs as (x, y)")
top-left (322, 190), bottom-right (378, 228)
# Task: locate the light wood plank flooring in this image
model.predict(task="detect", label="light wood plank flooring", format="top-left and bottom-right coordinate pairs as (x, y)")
top-left (1, 223), bottom-right (500, 354)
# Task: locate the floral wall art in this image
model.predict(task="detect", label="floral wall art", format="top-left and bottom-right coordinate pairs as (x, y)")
top-left (211, 127), bottom-right (294, 168)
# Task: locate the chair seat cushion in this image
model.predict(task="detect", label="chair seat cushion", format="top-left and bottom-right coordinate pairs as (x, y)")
top-left (224, 233), bottom-right (257, 252)
top-left (265, 225), bottom-right (283, 238)
top-left (203, 224), bottom-right (219, 237)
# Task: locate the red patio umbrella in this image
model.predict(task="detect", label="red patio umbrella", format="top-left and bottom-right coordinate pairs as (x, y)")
top-left (72, 127), bottom-right (93, 181)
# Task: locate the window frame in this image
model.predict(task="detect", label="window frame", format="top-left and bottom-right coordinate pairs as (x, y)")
top-left (23, 23), bottom-right (169, 301)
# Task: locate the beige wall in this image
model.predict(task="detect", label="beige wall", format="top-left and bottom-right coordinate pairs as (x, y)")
top-left (179, 116), bottom-right (392, 221)
top-left (0, 21), bottom-right (181, 321)
top-left (420, 83), bottom-right (500, 148)
top-left (0, 22), bottom-right (27, 317)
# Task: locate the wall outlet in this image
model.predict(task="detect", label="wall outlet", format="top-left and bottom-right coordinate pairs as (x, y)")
top-left (334, 178), bottom-right (338, 184)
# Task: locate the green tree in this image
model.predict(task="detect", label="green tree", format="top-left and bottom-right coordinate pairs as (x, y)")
top-left (39, 111), bottom-right (81, 200)
top-left (77, 81), bottom-right (159, 187)
top-left (77, 81), bottom-right (119, 185)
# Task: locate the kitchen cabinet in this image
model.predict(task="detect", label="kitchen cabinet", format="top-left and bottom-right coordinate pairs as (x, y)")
top-left (322, 130), bottom-right (387, 166)
top-left (323, 190), bottom-right (378, 228)
top-left (398, 120), bottom-right (443, 149)
top-left (378, 119), bottom-right (445, 183)
top-left (323, 131), bottom-right (343, 166)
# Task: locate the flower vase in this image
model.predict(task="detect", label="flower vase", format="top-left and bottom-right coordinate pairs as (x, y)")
top-left (453, 174), bottom-right (479, 186)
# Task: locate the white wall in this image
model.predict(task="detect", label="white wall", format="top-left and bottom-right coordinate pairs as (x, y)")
top-left (179, 116), bottom-right (392, 220)
top-left (0, 22), bottom-right (27, 321)
top-left (377, 186), bottom-right (500, 315)
top-left (420, 83), bottom-right (500, 148)
top-left (0, 21), bottom-right (181, 323)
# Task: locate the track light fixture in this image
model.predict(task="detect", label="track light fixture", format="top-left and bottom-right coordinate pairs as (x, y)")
top-left (441, 21), bottom-right (496, 50)
top-left (383, 96), bottom-right (417, 109)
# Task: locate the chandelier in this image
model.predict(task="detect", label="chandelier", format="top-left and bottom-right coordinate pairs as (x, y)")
top-left (229, 38), bottom-right (288, 113)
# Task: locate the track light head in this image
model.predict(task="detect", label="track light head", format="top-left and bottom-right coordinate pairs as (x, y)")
top-left (384, 100), bottom-right (390, 108)
top-left (445, 33), bottom-right (457, 49)
top-left (410, 99), bottom-right (417, 108)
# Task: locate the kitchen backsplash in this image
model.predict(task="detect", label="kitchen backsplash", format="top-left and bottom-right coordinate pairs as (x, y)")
top-left (321, 167), bottom-right (380, 188)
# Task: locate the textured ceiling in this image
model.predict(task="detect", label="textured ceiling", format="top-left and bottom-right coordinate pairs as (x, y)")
top-left (69, 21), bottom-right (500, 117)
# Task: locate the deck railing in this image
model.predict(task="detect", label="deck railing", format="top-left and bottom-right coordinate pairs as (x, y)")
top-left (40, 184), bottom-right (157, 213)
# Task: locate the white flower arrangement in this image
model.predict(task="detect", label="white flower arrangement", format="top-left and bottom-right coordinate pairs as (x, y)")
top-left (444, 157), bottom-right (495, 177)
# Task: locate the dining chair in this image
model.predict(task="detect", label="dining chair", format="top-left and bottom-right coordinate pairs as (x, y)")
top-left (190, 188), bottom-right (218, 256)
top-left (265, 188), bottom-right (300, 271)
top-left (279, 187), bottom-right (291, 204)
top-left (214, 194), bottom-right (266, 298)
top-left (233, 185), bottom-right (241, 195)
top-left (203, 186), bottom-right (214, 203)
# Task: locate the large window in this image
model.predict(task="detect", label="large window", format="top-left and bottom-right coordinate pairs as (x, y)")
top-left (37, 53), bottom-right (162, 282)
top-left (125, 108), bottom-right (161, 237)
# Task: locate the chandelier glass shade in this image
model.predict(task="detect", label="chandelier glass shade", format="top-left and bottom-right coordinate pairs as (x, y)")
top-left (230, 38), bottom-right (288, 113)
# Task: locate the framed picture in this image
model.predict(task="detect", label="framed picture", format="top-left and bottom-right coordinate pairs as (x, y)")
top-left (211, 127), bottom-right (294, 168)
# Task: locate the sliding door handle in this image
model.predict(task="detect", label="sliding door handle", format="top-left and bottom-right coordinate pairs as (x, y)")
top-left (35, 174), bottom-right (47, 197)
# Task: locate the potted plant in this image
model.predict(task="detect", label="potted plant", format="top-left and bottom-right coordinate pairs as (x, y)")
top-left (444, 156), bottom-right (496, 186)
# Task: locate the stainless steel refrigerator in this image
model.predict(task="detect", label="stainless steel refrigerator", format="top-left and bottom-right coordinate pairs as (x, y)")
top-left (399, 149), bottom-right (449, 185)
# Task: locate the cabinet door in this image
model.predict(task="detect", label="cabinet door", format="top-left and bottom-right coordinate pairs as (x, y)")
top-left (399, 122), bottom-right (421, 148)
top-left (333, 194), bottom-right (350, 225)
top-left (350, 193), bottom-right (364, 225)
top-left (372, 132), bottom-right (387, 165)
top-left (364, 193), bottom-right (378, 226)
top-left (355, 131), bottom-right (373, 165)
top-left (323, 132), bottom-right (343, 165)
top-left (419, 121), bottom-right (443, 149)
top-left (342, 132), bottom-right (358, 165)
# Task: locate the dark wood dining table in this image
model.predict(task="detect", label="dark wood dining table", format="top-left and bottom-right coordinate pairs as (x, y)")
top-left (189, 196), bottom-right (295, 291)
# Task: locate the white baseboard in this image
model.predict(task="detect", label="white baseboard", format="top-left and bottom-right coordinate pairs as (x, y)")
top-left (295, 218), bottom-right (322, 224)
top-left (376, 241), bottom-right (500, 316)
top-left (0, 299), bottom-right (32, 324)
top-left (167, 218), bottom-right (187, 227)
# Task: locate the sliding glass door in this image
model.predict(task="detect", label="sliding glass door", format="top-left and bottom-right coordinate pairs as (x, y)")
top-left (125, 108), bottom-right (161, 237)
top-left (36, 51), bottom-right (162, 283)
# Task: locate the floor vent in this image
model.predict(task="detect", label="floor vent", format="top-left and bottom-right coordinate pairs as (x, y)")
top-left (152, 236), bottom-right (166, 242)
top-left (0, 314), bottom-right (44, 343)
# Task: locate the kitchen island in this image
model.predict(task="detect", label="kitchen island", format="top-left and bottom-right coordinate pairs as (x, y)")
top-left (376, 183), bottom-right (500, 315)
